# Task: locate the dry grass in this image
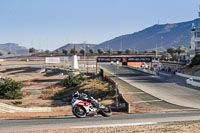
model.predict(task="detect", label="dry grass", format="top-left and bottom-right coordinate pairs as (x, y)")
top-left (40, 76), bottom-right (115, 104)
top-left (40, 84), bottom-right (64, 100)
top-left (80, 77), bottom-right (110, 92)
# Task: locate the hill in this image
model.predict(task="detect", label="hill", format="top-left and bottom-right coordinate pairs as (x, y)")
top-left (95, 18), bottom-right (200, 52)
top-left (55, 43), bottom-right (97, 52)
top-left (0, 43), bottom-right (29, 56)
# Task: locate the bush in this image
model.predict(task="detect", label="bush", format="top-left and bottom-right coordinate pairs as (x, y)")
top-left (12, 101), bottom-right (22, 105)
top-left (189, 53), bottom-right (200, 67)
top-left (63, 73), bottom-right (86, 88)
top-left (0, 79), bottom-right (23, 99)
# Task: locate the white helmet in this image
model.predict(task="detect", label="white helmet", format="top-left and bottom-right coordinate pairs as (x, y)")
top-left (72, 91), bottom-right (80, 98)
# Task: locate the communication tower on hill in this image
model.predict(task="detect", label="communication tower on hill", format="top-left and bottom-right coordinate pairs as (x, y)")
top-left (199, 5), bottom-right (200, 17)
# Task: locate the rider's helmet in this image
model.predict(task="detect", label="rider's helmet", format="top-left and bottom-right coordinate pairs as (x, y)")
top-left (80, 93), bottom-right (87, 99)
top-left (72, 91), bottom-right (80, 98)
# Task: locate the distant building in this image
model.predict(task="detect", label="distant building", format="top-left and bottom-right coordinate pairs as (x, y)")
top-left (189, 7), bottom-right (200, 60)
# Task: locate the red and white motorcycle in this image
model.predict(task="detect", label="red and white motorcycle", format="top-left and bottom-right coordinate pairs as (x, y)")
top-left (71, 91), bottom-right (112, 118)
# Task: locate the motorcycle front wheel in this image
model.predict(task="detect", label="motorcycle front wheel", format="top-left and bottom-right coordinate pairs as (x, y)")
top-left (72, 106), bottom-right (87, 118)
top-left (99, 106), bottom-right (112, 117)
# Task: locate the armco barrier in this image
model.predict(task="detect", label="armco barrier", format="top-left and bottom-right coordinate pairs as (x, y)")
top-left (104, 74), bottom-right (130, 113)
top-left (176, 72), bottom-right (200, 81)
top-left (126, 66), bottom-right (156, 75)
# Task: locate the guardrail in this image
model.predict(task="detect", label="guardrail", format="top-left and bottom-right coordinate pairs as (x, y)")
top-left (103, 72), bottom-right (130, 113)
top-left (176, 72), bottom-right (200, 80)
top-left (126, 66), bottom-right (156, 75)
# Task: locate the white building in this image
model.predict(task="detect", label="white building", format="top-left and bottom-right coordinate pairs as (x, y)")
top-left (189, 7), bottom-right (200, 59)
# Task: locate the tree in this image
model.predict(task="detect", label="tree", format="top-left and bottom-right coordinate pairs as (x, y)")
top-left (144, 50), bottom-right (149, 54)
top-left (80, 49), bottom-right (85, 55)
top-left (70, 48), bottom-right (77, 54)
top-left (152, 50), bottom-right (158, 55)
top-left (0, 52), bottom-right (3, 56)
top-left (62, 49), bottom-right (68, 55)
top-left (117, 50), bottom-right (122, 55)
top-left (125, 48), bottom-right (132, 55)
top-left (8, 52), bottom-right (11, 55)
top-left (167, 47), bottom-right (176, 56)
top-left (172, 53), bottom-right (179, 61)
top-left (161, 51), bottom-right (172, 60)
top-left (190, 53), bottom-right (200, 67)
top-left (0, 79), bottom-right (23, 99)
top-left (97, 48), bottom-right (104, 55)
top-left (107, 48), bottom-right (113, 55)
top-left (135, 51), bottom-right (139, 54)
top-left (45, 50), bottom-right (50, 54)
top-left (176, 46), bottom-right (188, 55)
top-left (89, 48), bottom-right (94, 55)
top-left (55, 49), bottom-right (60, 54)
top-left (29, 48), bottom-right (36, 54)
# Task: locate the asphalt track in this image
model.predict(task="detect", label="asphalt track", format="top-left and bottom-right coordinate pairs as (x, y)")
top-left (0, 112), bottom-right (200, 132)
top-left (100, 64), bottom-right (200, 109)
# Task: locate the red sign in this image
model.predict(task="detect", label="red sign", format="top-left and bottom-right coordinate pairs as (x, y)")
top-left (122, 57), bottom-right (127, 62)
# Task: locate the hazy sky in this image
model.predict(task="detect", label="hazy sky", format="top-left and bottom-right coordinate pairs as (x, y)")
top-left (0, 0), bottom-right (200, 50)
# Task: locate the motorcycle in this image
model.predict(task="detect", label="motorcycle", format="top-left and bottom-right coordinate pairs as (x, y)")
top-left (71, 91), bottom-right (112, 118)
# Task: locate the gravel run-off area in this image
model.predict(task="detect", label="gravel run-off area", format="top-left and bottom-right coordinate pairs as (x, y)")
top-left (3, 121), bottom-right (200, 133)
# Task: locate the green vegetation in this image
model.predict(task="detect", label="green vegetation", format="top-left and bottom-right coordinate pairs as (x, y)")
top-left (55, 49), bottom-right (60, 53)
top-left (107, 48), bottom-right (113, 55)
top-left (70, 48), bottom-right (78, 54)
top-left (0, 79), bottom-right (23, 99)
top-left (144, 50), bottom-right (149, 54)
top-left (80, 49), bottom-right (85, 55)
top-left (62, 48), bottom-right (68, 55)
top-left (117, 50), bottom-right (122, 55)
top-left (98, 48), bottom-right (104, 55)
top-left (12, 101), bottom-right (22, 105)
top-left (190, 53), bottom-right (200, 67)
top-left (125, 48), bottom-right (132, 55)
top-left (166, 46), bottom-right (188, 61)
top-left (45, 50), bottom-right (51, 54)
top-left (161, 51), bottom-right (172, 60)
top-left (63, 74), bottom-right (87, 88)
top-left (152, 49), bottom-right (158, 55)
top-left (89, 48), bottom-right (94, 55)
top-left (29, 48), bottom-right (36, 54)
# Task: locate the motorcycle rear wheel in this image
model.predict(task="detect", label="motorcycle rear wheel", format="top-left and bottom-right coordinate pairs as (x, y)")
top-left (72, 106), bottom-right (87, 118)
top-left (99, 106), bottom-right (112, 117)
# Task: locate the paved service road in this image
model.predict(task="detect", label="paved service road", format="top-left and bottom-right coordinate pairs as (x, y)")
top-left (0, 112), bottom-right (200, 132)
top-left (100, 64), bottom-right (200, 109)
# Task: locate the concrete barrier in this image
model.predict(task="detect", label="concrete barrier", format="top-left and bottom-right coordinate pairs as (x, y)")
top-left (0, 103), bottom-right (51, 113)
top-left (186, 79), bottom-right (200, 87)
top-left (176, 72), bottom-right (200, 81)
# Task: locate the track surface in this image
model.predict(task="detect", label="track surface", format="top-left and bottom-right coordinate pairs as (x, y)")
top-left (100, 64), bottom-right (200, 108)
top-left (1, 112), bottom-right (200, 132)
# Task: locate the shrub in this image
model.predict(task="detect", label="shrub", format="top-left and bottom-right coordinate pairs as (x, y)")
top-left (0, 79), bottom-right (23, 99)
top-left (189, 53), bottom-right (200, 67)
top-left (63, 74), bottom-right (86, 88)
top-left (12, 101), bottom-right (22, 105)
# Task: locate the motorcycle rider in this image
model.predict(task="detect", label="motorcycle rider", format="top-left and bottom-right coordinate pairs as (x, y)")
top-left (72, 91), bottom-right (100, 108)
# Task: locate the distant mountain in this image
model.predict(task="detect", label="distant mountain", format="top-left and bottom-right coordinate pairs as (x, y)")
top-left (55, 43), bottom-right (97, 52)
top-left (95, 18), bottom-right (200, 52)
top-left (0, 43), bottom-right (29, 56)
